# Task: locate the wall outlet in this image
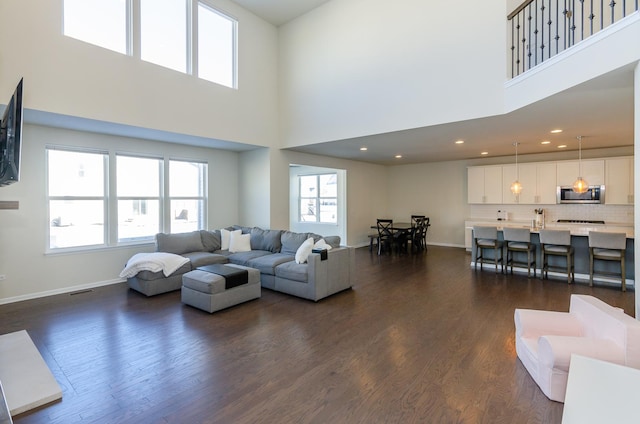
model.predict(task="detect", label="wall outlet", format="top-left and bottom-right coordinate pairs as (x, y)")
top-left (0, 275), bottom-right (5, 281)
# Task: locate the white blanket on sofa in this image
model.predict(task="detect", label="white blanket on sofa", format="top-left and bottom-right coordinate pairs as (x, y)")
top-left (119, 252), bottom-right (190, 278)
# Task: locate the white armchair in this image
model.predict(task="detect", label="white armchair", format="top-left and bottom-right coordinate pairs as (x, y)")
top-left (514, 294), bottom-right (640, 402)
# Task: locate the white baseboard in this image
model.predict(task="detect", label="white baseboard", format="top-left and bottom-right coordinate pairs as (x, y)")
top-left (0, 278), bottom-right (125, 305)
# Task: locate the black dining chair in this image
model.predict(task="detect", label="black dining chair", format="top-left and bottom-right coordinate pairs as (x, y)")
top-left (376, 219), bottom-right (395, 255)
top-left (409, 216), bottom-right (426, 252)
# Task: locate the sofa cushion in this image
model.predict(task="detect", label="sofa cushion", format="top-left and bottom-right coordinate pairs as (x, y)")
top-left (156, 231), bottom-right (204, 255)
top-left (229, 232), bottom-right (252, 253)
top-left (250, 227), bottom-right (282, 253)
top-left (182, 251), bottom-right (229, 268)
top-left (323, 236), bottom-right (341, 248)
top-left (247, 253), bottom-right (295, 276)
top-left (281, 231), bottom-right (308, 256)
top-left (275, 261), bottom-right (308, 283)
top-left (232, 225), bottom-right (253, 234)
top-left (200, 230), bottom-right (221, 252)
top-left (227, 250), bottom-right (272, 266)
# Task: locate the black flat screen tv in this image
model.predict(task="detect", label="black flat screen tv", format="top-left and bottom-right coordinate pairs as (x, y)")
top-left (0, 78), bottom-right (23, 186)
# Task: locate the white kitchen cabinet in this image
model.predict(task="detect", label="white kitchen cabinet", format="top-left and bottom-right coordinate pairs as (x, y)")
top-left (605, 157), bottom-right (634, 205)
top-left (502, 162), bottom-right (556, 204)
top-left (556, 159), bottom-right (604, 186)
top-left (468, 166), bottom-right (503, 204)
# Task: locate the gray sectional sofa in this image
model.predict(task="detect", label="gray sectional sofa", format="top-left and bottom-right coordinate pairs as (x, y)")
top-left (126, 226), bottom-right (355, 301)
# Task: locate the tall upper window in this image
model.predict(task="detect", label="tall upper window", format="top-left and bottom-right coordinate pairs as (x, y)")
top-left (47, 149), bottom-right (107, 250)
top-left (141, 0), bottom-right (187, 73)
top-left (198, 3), bottom-right (236, 88)
top-left (62, 0), bottom-right (238, 88)
top-left (299, 174), bottom-right (338, 223)
top-left (63, 0), bottom-right (128, 54)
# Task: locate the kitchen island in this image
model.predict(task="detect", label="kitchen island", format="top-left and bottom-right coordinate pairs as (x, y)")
top-left (465, 220), bottom-right (634, 289)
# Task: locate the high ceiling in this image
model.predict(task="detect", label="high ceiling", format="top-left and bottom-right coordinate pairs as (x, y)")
top-left (230, 0), bottom-right (331, 26)
top-left (230, 0), bottom-right (635, 166)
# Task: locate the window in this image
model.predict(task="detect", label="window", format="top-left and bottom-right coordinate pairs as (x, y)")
top-left (47, 149), bottom-right (107, 249)
top-left (198, 3), bottom-right (236, 88)
top-left (169, 160), bottom-right (207, 233)
top-left (141, 0), bottom-right (187, 73)
top-left (116, 155), bottom-right (161, 242)
top-left (47, 147), bottom-right (208, 251)
top-left (63, 0), bottom-right (238, 88)
top-left (63, 0), bottom-right (128, 54)
top-left (299, 174), bottom-right (337, 223)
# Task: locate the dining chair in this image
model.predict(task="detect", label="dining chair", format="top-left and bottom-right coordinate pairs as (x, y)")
top-left (473, 226), bottom-right (503, 273)
top-left (588, 231), bottom-right (627, 291)
top-left (409, 217), bottom-right (427, 252)
top-left (376, 219), bottom-right (394, 255)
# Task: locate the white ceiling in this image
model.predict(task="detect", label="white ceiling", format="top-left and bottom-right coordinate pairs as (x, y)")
top-left (230, 0), bottom-right (331, 26)
top-left (230, 0), bottom-right (635, 166)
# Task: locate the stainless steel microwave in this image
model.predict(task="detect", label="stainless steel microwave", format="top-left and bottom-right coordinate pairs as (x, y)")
top-left (557, 185), bottom-right (605, 204)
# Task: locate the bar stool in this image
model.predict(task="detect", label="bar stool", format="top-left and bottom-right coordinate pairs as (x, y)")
top-left (588, 231), bottom-right (627, 292)
top-left (539, 229), bottom-right (574, 284)
top-left (473, 226), bottom-right (503, 273)
top-left (503, 227), bottom-right (536, 277)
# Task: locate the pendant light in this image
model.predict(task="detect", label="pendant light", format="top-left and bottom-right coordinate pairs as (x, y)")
top-left (510, 141), bottom-right (523, 195)
top-left (572, 135), bottom-right (588, 193)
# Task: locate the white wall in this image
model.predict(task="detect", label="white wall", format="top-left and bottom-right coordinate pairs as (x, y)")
top-left (239, 148), bottom-right (271, 228)
top-left (0, 124), bottom-right (240, 303)
top-left (387, 160), bottom-right (470, 247)
top-left (278, 0), bottom-right (508, 148)
top-left (0, 0), bottom-right (279, 147)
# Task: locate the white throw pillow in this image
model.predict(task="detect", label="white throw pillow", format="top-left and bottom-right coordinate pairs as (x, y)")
top-left (229, 232), bottom-right (251, 253)
top-left (221, 229), bottom-right (241, 250)
top-left (313, 238), bottom-right (333, 250)
top-left (295, 237), bottom-right (315, 264)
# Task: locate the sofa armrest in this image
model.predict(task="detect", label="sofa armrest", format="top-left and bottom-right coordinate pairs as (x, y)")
top-left (307, 246), bottom-right (353, 300)
top-left (515, 309), bottom-right (583, 340)
top-left (538, 335), bottom-right (624, 372)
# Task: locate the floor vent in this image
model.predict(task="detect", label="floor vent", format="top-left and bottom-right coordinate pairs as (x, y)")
top-left (69, 289), bottom-right (93, 296)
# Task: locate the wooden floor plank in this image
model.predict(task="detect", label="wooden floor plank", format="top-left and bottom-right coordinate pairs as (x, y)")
top-left (1, 246), bottom-right (634, 424)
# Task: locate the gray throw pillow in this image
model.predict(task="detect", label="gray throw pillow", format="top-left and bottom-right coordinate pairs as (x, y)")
top-left (250, 228), bottom-right (283, 253)
top-left (200, 230), bottom-right (221, 252)
top-left (281, 231), bottom-right (309, 256)
top-left (156, 231), bottom-right (204, 255)
top-left (324, 236), bottom-right (341, 248)
top-left (232, 225), bottom-right (253, 234)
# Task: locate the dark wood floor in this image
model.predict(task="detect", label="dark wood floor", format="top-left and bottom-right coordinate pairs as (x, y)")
top-left (1, 246), bottom-right (635, 424)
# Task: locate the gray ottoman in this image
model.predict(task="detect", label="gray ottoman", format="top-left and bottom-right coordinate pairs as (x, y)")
top-left (181, 264), bottom-right (261, 313)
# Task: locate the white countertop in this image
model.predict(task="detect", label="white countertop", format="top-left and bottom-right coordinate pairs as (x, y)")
top-left (465, 219), bottom-right (634, 238)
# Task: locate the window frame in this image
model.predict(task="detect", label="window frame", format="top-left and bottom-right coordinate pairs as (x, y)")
top-left (298, 173), bottom-right (338, 224)
top-left (46, 146), bottom-right (209, 254)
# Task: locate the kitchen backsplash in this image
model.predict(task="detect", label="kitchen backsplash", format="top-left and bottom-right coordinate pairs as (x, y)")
top-left (470, 204), bottom-right (634, 225)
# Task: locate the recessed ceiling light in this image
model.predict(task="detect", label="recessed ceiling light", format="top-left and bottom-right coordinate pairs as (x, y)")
top-left (551, 129), bottom-right (563, 133)
top-left (360, 147), bottom-right (368, 151)
top-left (455, 140), bottom-right (464, 144)
top-left (481, 152), bottom-right (489, 155)
top-left (558, 144), bottom-right (567, 148)
top-left (541, 140), bottom-right (551, 145)
top-left (395, 155), bottom-right (402, 159)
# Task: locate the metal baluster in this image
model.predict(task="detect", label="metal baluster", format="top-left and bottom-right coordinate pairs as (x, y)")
top-left (541, 0), bottom-right (546, 62)
top-left (556, 0), bottom-right (560, 55)
top-left (601, 0), bottom-right (604, 29)
top-left (516, 14), bottom-right (521, 75)
top-left (571, 0), bottom-right (576, 46)
top-left (610, 0), bottom-right (616, 24)
top-left (623, 0), bottom-right (626, 16)
top-left (511, 18), bottom-right (515, 77)
top-left (590, 0), bottom-right (595, 35)
top-left (548, 0), bottom-right (553, 60)
top-left (525, 6), bottom-right (530, 70)
top-left (563, 0), bottom-right (568, 49)
top-left (534, 0), bottom-right (538, 66)
top-left (581, 0), bottom-right (584, 41)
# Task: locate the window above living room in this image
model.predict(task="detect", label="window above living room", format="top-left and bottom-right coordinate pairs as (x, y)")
top-left (62, 0), bottom-right (238, 89)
